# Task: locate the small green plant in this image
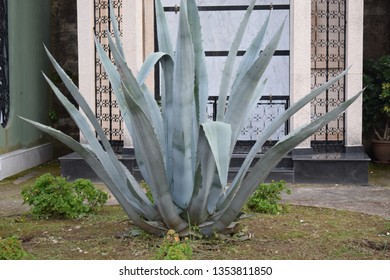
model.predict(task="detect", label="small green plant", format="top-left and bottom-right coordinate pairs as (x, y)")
top-left (154, 230), bottom-right (192, 260)
top-left (245, 180), bottom-right (290, 214)
top-left (21, 174), bottom-right (108, 219)
top-left (0, 236), bottom-right (32, 260)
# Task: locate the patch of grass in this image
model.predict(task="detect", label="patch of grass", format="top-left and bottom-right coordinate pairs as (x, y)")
top-left (386, 221), bottom-right (390, 232)
top-left (368, 163), bottom-right (390, 187)
top-left (0, 205), bottom-right (388, 260)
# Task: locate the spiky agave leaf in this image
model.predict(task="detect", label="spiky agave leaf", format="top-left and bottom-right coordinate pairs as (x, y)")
top-left (216, 0), bottom-right (257, 121)
top-left (187, 0), bottom-right (209, 125)
top-left (200, 89), bottom-right (364, 235)
top-left (186, 12), bottom-right (283, 225)
top-left (228, 68), bottom-right (351, 197)
top-left (226, 18), bottom-right (287, 145)
top-left (43, 46), bottom-right (157, 220)
top-left (170, 0), bottom-right (196, 210)
top-left (99, 18), bottom-right (185, 229)
top-left (19, 117), bottom-right (165, 235)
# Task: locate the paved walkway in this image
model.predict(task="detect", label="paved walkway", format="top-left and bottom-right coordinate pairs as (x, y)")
top-left (282, 184), bottom-right (390, 219)
top-left (1, 171), bottom-right (390, 219)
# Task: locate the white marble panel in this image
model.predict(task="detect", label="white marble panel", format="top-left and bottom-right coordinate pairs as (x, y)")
top-left (0, 143), bottom-right (53, 180)
top-left (205, 56), bottom-right (289, 97)
top-left (161, 0), bottom-right (290, 6)
top-left (165, 9), bottom-right (289, 51)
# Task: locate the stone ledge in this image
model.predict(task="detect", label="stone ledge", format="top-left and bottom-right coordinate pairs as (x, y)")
top-left (293, 152), bottom-right (370, 185)
top-left (0, 143), bottom-right (53, 180)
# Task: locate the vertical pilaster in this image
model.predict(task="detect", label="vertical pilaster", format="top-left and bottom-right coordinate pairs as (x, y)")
top-left (77, 0), bottom-right (95, 144)
top-left (345, 0), bottom-right (364, 149)
top-left (121, 0), bottom-right (154, 151)
top-left (290, 0), bottom-right (312, 151)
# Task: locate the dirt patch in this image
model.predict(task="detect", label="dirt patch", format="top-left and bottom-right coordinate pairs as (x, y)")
top-left (354, 239), bottom-right (390, 251)
top-left (1, 205), bottom-right (388, 260)
top-left (0, 162), bottom-right (61, 217)
top-left (1, 161), bottom-right (390, 260)
top-left (0, 183), bottom-right (29, 217)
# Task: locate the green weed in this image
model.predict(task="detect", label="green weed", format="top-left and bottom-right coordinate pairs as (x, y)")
top-left (245, 180), bottom-right (291, 214)
top-left (0, 236), bottom-right (32, 260)
top-left (21, 174), bottom-right (108, 219)
top-left (154, 230), bottom-right (193, 260)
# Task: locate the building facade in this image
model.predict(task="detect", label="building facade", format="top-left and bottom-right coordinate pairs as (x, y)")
top-left (71, 0), bottom-right (368, 184)
top-left (0, 0), bottom-right (53, 180)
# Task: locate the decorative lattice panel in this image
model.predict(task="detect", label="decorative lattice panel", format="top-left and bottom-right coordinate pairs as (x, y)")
top-left (94, 0), bottom-right (124, 141)
top-left (311, 0), bottom-right (346, 152)
top-left (207, 96), bottom-right (289, 142)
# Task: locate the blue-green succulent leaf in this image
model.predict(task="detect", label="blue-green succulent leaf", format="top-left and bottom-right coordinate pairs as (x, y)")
top-left (170, 0), bottom-right (196, 209)
top-left (217, 0), bottom-right (257, 121)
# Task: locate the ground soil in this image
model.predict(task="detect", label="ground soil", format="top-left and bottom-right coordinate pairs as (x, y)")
top-left (0, 161), bottom-right (389, 260)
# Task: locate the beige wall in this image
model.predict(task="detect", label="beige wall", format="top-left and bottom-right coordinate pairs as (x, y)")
top-left (345, 0), bottom-right (364, 147)
top-left (290, 0), bottom-right (312, 149)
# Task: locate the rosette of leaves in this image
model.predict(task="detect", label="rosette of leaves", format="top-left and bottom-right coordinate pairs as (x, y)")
top-left (21, 0), bottom-right (362, 236)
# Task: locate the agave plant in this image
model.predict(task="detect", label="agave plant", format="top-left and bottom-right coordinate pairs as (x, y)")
top-left (21, 0), bottom-right (362, 236)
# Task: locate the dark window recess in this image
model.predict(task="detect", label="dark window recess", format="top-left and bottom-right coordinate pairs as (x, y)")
top-left (0, 0), bottom-right (9, 128)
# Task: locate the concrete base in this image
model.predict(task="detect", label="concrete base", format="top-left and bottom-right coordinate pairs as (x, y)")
top-left (59, 150), bottom-right (371, 185)
top-left (60, 152), bottom-right (295, 183)
top-left (0, 143), bottom-right (54, 180)
top-left (293, 151), bottom-right (371, 185)
top-left (59, 152), bottom-right (139, 182)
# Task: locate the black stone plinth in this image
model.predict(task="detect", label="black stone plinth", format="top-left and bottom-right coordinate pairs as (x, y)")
top-left (293, 152), bottom-right (371, 185)
top-left (59, 152), bottom-right (140, 182)
top-left (59, 150), bottom-right (370, 185)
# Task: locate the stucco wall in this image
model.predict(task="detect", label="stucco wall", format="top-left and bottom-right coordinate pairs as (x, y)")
top-left (0, 0), bottom-right (52, 154)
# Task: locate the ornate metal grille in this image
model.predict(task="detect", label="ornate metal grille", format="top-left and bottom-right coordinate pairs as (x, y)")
top-left (94, 0), bottom-right (124, 142)
top-left (311, 0), bottom-right (346, 153)
top-left (207, 96), bottom-right (289, 151)
top-left (0, 0), bottom-right (9, 128)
